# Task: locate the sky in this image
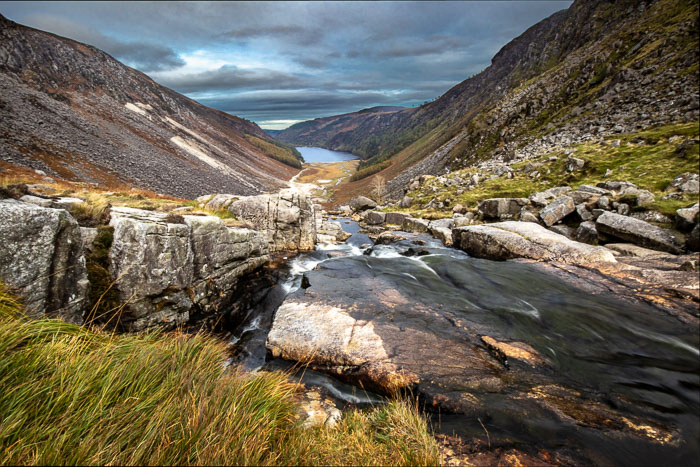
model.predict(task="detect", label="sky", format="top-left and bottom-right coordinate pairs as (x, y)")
top-left (1, 1), bottom-right (571, 130)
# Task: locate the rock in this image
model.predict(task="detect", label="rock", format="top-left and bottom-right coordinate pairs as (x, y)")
top-left (519, 209), bottom-right (541, 224)
top-left (349, 196), bottom-right (378, 212)
top-left (296, 389), bottom-right (342, 428)
top-left (604, 243), bottom-right (677, 258)
top-left (597, 181), bottom-right (637, 193)
top-left (548, 224), bottom-right (575, 239)
top-left (429, 218), bottom-right (454, 246)
top-left (480, 336), bottom-right (544, 367)
top-left (616, 202), bottom-right (630, 216)
top-left (478, 198), bottom-right (530, 220)
top-left (109, 207), bottom-right (269, 331)
top-left (203, 193), bottom-right (238, 210)
top-left (0, 199), bottom-right (88, 323)
top-left (402, 217), bottom-right (430, 233)
top-left (382, 212), bottom-right (408, 226)
top-left (374, 231), bottom-right (407, 245)
top-left (452, 221), bottom-right (616, 264)
top-left (228, 189), bottom-right (316, 252)
top-left (668, 173), bottom-right (699, 194)
top-left (618, 187), bottom-right (655, 207)
top-left (596, 211), bottom-right (684, 254)
top-left (565, 156), bottom-right (585, 172)
top-left (317, 221), bottom-right (351, 242)
top-left (575, 221), bottom-right (598, 245)
top-left (365, 211), bottom-right (386, 225)
top-left (687, 224), bottom-right (700, 252)
top-left (452, 203), bottom-right (467, 214)
top-left (316, 234), bottom-right (337, 244)
top-left (399, 196), bottom-right (413, 209)
top-left (80, 227), bottom-right (98, 254)
top-left (339, 205), bottom-right (353, 216)
top-left (597, 196), bottom-right (611, 210)
top-left (630, 211), bottom-right (673, 224)
top-left (529, 186), bottom-right (571, 207)
top-left (539, 196), bottom-right (575, 227)
top-left (574, 203), bottom-right (594, 221)
top-left (675, 203), bottom-right (699, 231)
top-left (18, 194), bottom-right (53, 207)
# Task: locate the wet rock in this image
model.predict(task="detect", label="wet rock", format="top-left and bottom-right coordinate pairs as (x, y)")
top-left (399, 196), bottom-right (413, 209)
top-left (675, 203), bottom-right (699, 231)
top-left (109, 207), bottom-right (269, 331)
top-left (228, 189), bottom-right (316, 252)
top-left (402, 217), bottom-right (430, 233)
top-left (529, 186), bottom-right (572, 207)
top-left (478, 198), bottom-right (530, 220)
top-left (0, 199), bottom-right (88, 323)
top-left (539, 196), bottom-right (575, 227)
top-left (480, 336), bottom-right (544, 367)
top-left (365, 211), bottom-right (386, 225)
top-left (453, 221), bottom-right (616, 264)
top-left (596, 211), bottom-right (684, 254)
top-left (317, 221), bottom-right (351, 242)
top-left (374, 231), bottom-right (408, 245)
top-left (575, 221), bottom-right (598, 245)
top-left (429, 218), bottom-right (454, 246)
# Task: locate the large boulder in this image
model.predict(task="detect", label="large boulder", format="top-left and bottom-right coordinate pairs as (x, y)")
top-left (675, 203), bottom-right (699, 232)
top-left (349, 196), bottom-right (377, 212)
top-left (109, 207), bottom-right (269, 331)
top-left (478, 198), bottom-right (529, 220)
top-left (595, 211), bottom-right (684, 254)
top-left (0, 199), bottom-right (88, 323)
top-left (428, 218), bottom-right (454, 246)
top-left (401, 217), bottom-right (430, 233)
top-left (529, 186), bottom-right (571, 207)
top-left (228, 189), bottom-right (316, 252)
top-left (452, 221), bottom-right (616, 264)
top-left (365, 211), bottom-right (386, 225)
top-left (539, 196), bottom-right (575, 227)
top-left (668, 173), bottom-right (699, 194)
top-left (384, 211), bottom-right (410, 226)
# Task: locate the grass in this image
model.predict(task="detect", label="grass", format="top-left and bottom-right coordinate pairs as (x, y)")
top-left (0, 285), bottom-right (439, 466)
top-left (245, 134), bottom-right (303, 169)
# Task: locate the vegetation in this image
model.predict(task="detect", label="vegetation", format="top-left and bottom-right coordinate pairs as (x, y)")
top-left (245, 134), bottom-right (304, 169)
top-left (349, 161), bottom-right (391, 181)
top-left (0, 285), bottom-right (439, 466)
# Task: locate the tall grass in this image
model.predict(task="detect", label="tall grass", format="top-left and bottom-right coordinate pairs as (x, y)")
top-left (0, 284), bottom-right (439, 466)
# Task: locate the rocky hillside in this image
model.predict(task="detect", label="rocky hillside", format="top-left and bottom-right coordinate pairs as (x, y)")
top-left (307, 0), bottom-right (698, 204)
top-left (0, 14), bottom-right (302, 199)
top-left (276, 106), bottom-right (407, 155)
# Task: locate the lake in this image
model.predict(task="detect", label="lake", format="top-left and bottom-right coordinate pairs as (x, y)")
top-left (296, 146), bottom-right (358, 163)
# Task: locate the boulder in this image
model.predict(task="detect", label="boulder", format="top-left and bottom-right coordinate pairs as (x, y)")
top-left (452, 221), bottom-right (616, 264)
top-left (618, 187), bottom-right (655, 207)
top-left (478, 198), bottom-right (530, 220)
top-left (399, 196), bottom-right (413, 209)
top-left (529, 186), bottom-right (571, 207)
top-left (565, 156), bottom-right (585, 172)
top-left (519, 208), bottom-right (540, 224)
top-left (384, 211), bottom-right (410, 226)
top-left (630, 211), bottom-right (673, 224)
top-left (365, 211), bottom-right (386, 225)
top-left (0, 199), bottom-right (88, 323)
top-left (687, 224), bottom-right (700, 252)
top-left (349, 196), bottom-right (378, 212)
top-left (596, 211), bottom-right (684, 254)
top-left (675, 203), bottom-right (699, 231)
top-left (597, 196), bottom-right (611, 210)
top-left (202, 193), bottom-right (238, 210)
top-left (317, 221), bottom-right (351, 242)
top-left (80, 227), bottom-right (99, 254)
top-left (574, 203), bottom-right (594, 222)
top-left (548, 224), bottom-right (575, 240)
top-left (19, 195), bottom-right (85, 210)
top-left (374, 231), bottom-right (408, 245)
top-left (575, 221), bottom-right (598, 245)
top-left (428, 218), bottom-right (454, 246)
top-left (668, 173), bottom-right (699, 194)
top-left (452, 203), bottom-right (467, 214)
top-left (402, 217), bottom-right (430, 233)
top-left (228, 189), bottom-right (316, 252)
top-left (109, 207), bottom-right (269, 331)
top-left (597, 181), bottom-right (638, 192)
top-left (539, 196), bottom-right (575, 227)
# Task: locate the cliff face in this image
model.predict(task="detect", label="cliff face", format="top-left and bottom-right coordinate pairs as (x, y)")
top-left (0, 14), bottom-right (299, 199)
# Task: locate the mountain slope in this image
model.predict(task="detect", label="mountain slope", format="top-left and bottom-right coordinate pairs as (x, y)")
top-left (0, 14), bottom-right (301, 198)
top-left (303, 0), bottom-right (699, 204)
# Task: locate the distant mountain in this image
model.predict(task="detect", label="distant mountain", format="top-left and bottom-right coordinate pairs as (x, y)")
top-left (276, 106), bottom-right (408, 154)
top-left (295, 0), bottom-right (698, 203)
top-left (0, 14), bottom-right (301, 198)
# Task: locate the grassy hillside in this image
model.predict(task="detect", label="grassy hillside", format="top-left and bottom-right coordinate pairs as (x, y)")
top-left (244, 134), bottom-right (304, 169)
top-left (0, 284), bottom-right (439, 466)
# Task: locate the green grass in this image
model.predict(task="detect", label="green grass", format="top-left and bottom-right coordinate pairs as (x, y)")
top-left (0, 285), bottom-right (439, 466)
top-left (245, 134), bottom-right (303, 169)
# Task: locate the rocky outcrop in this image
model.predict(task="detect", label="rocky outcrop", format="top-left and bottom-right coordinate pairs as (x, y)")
top-left (478, 198), bottom-right (529, 220)
top-left (453, 221), bottom-right (616, 264)
top-left (0, 199), bottom-right (88, 322)
top-left (108, 207), bottom-right (269, 331)
top-left (227, 189), bottom-right (316, 252)
top-left (596, 211), bottom-right (684, 254)
top-left (349, 196), bottom-right (377, 212)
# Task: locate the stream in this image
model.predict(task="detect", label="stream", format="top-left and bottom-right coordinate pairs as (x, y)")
top-left (225, 217), bottom-right (699, 465)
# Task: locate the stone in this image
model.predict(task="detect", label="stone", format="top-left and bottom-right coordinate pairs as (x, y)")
top-left (539, 196), bottom-right (575, 227)
top-left (604, 243), bottom-right (676, 258)
top-left (0, 199), bottom-right (88, 323)
top-left (365, 211), bottom-right (386, 225)
top-left (399, 196), bottom-right (413, 209)
top-left (452, 221), bottom-right (616, 264)
top-left (402, 217), bottom-right (430, 233)
top-left (228, 189), bottom-right (316, 252)
top-left (80, 227), bottom-right (98, 254)
top-left (316, 234), bottom-right (337, 244)
top-left (565, 156), bottom-right (585, 172)
top-left (203, 193), bottom-right (238, 210)
top-left (384, 211), bottom-right (410, 226)
top-left (630, 211), bottom-right (673, 224)
top-left (597, 181), bottom-right (637, 193)
top-left (374, 231), bottom-right (407, 245)
top-left (616, 202), bottom-right (630, 216)
top-left (452, 203), bottom-right (467, 214)
top-left (108, 207), bottom-right (269, 331)
top-left (429, 218), bottom-right (454, 246)
top-left (575, 221), bottom-right (598, 245)
top-left (548, 224), bottom-right (575, 239)
top-left (596, 211), bottom-right (684, 254)
top-left (618, 187), bottom-right (655, 207)
top-left (339, 205), bottom-right (352, 216)
top-left (686, 224), bottom-right (700, 252)
top-left (349, 196), bottom-right (378, 212)
top-left (575, 203), bottom-right (594, 221)
top-left (478, 198), bottom-right (530, 220)
top-left (597, 196), bottom-right (611, 210)
top-left (519, 209), bottom-right (541, 224)
top-left (668, 173), bottom-right (699, 194)
top-left (675, 203), bottom-right (699, 231)
top-left (529, 186), bottom-right (572, 207)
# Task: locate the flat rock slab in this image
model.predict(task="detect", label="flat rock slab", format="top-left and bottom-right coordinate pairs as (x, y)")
top-left (266, 257), bottom-right (509, 412)
top-left (453, 221), bottom-right (616, 264)
top-left (596, 211), bottom-right (684, 254)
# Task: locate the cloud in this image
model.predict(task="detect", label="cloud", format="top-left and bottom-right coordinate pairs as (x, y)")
top-left (18, 13), bottom-right (184, 72)
top-left (158, 64), bottom-right (309, 93)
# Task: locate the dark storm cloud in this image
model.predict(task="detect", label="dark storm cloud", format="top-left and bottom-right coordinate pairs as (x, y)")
top-left (17, 13), bottom-right (184, 72)
top-left (0, 1), bottom-right (572, 127)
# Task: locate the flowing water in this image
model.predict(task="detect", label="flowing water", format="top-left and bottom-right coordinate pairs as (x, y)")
top-left (226, 217), bottom-right (700, 465)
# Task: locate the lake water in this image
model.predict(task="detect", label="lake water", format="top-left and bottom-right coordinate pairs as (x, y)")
top-left (296, 146), bottom-right (358, 163)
